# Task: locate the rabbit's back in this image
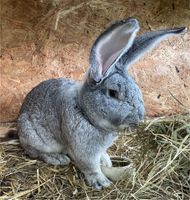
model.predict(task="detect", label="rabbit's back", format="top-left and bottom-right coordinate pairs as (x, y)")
top-left (19, 78), bottom-right (76, 114)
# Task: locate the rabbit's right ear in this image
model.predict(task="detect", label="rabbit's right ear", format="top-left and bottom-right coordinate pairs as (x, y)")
top-left (87, 18), bottom-right (139, 83)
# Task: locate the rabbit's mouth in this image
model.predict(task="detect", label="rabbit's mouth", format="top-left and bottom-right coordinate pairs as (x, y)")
top-left (118, 123), bottom-right (137, 130)
top-left (116, 115), bottom-right (141, 130)
top-left (117, 124), bottom-right (129, 130)
top-left (96, 116), bottom-right (141, 132)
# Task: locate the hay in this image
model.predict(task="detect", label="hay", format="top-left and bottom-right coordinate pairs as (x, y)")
top-left (0, 115), bottom-right (190, 199)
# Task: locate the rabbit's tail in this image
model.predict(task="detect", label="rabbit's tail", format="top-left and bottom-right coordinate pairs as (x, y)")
top-left (0, 129), bottom-right (18, 142)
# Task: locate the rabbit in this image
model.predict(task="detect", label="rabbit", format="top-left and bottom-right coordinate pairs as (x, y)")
top-left (17, 17), bottom-right (186, 189)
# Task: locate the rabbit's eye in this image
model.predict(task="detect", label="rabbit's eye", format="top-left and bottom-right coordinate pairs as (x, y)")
top-left (108, 89), bottom-right (119, 99)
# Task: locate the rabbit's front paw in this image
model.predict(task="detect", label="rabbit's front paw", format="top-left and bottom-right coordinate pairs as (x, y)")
top-left (85, 172), bottom-right (112, 189)
top-left (100, 153), bottom-right (112, 167)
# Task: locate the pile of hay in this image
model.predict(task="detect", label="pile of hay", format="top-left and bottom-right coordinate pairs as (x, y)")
top-left (0, 115), bottom-right (190, 199)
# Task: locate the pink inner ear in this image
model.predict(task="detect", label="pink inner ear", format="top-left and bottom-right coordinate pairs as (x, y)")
top-left (96, 24), bottom-right (136, 76)
top-left (89, 18), bottom-right (139, 82)
top-left (102, 49), bottom-right (123, 74)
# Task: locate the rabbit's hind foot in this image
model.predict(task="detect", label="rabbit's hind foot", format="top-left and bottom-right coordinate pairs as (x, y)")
top-left (25, 146), bottom-right (71, 165)
top-left (40, 152), bottom-right (71, 165)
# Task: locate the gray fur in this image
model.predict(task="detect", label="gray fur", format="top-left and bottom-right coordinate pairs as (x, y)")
top-left (17, 18), bottom-right (186, 189)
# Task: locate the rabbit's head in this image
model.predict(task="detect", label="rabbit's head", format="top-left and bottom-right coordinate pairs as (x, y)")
top-left (79, 18), bottom-right (186, 131)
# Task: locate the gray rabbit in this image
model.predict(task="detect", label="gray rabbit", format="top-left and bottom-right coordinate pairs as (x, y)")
top-left (17, 18), bottom-right (186, 189)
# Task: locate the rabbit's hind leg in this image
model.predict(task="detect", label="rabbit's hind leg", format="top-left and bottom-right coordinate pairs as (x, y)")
top-left (18, 116), bottom-right (70, 165)
top-left (25, 145), bottom-right (71, 165)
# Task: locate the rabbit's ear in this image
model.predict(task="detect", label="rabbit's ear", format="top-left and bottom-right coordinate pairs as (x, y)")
top-left (119, 27), bottom-right (187, 72)
top-left (88, 18), bottom-right (140, 83)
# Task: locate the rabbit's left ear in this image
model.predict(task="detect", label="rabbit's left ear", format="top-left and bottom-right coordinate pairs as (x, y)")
top-left (88, 18), bottom-right (139, 83)
top-left (118, 26), bottom-right (187, 73)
